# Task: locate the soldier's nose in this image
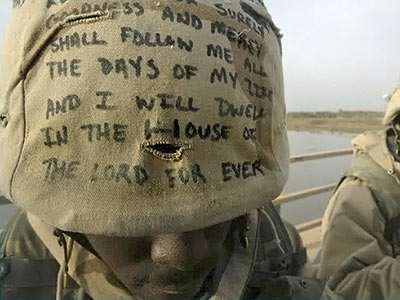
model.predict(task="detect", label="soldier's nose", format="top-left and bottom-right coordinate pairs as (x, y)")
top-left (151, 231), bottom-right (209, 270)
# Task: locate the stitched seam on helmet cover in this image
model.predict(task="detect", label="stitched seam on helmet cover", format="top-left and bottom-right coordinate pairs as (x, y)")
top-left (240, 1), bottom-right (282, 38)
top-left (240, 1), bottom-right (283, 54)
top-left (6, 11), bottom-right (115, 201)
top-left (61, 11), bottom-right (111, 28)
top-left (17, 11), bottom-right (111, 86)
top-left (9, 79), bottom-right (27, 203)
top-left (141, 141), bottom-right (192, 161)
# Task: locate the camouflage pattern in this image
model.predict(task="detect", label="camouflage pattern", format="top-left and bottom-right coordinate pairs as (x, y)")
top-left (0, 211), bottom-right (92, 300)
top-left (0, 210), bottom-right (52, 260)
top-left (0, 206), bottom-right (309, 300)
top-left (318, 130), bottom-right (400, 299)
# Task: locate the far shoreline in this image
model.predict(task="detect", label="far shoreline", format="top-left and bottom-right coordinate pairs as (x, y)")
top-left (286, 111), bottom-right (384, 134)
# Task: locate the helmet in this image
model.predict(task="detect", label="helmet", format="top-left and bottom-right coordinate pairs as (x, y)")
top-left (384, 81), bottom-right (400, 126)
top-left (0, 0), bottom-right (289, 237)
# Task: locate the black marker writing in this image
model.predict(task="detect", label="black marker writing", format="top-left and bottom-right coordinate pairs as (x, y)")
top-left (173, 64), bottom-right (198, 80)
top-left (98, 57), bottom-right (159, 79)
top-left (91, 163), bottom-right (148, 186)
top-left (215, 97), bottom-right (266, 120)
top-left (47, 0), bottom-right (71, 8)
top-left (46, 2), bottom-right (144, 29)
top-left (165, 164), bottom-right (207, 188)
top-left (96, 91), bottom-right (116, 110)
top-left (210, 21), bottom-right (263, 58)
top-left (144, 119), bottom-right (173, 140)
top-left (244, 57), bottom-right (267, 77)
top-left (41, 126), bottom-right (68, 148)
top-left (244, 78), bottom-right (273, 101)
top-left (175, 120), bottom-right (231, 141)
top-left (210, 67), bottom-right (238, 89)
top-left (51, 31), bottom-right (107, 53)
top-left (135, 94), bottom-right (199, 112)
top-left (46, 59), bottom-right (82, 79)
top-left (80, 123), bottom-right (128, 142)
top-left (46, 94), bottom-right (81, 120)
top-left (145, 119), bottom-right (231, 141)
top-left (174, 0), bottom-right (198, 5)
top-left (161, 6), bottom-right (202, 30)
top-left (207, 44), bottom-right (233, 64)
top-left (43, 158), bottom-right (80, 181)
top-left (222, 160), bottom-right (265, 182)
top-left (243, 127), bottom-right (257, 141)
top-left (121, 27), bottom-right (193, 52)
top-left (214, 3), bottom-right (265, 38)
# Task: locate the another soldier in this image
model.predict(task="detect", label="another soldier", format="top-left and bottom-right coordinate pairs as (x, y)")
top-left (318, 83), bottom-right (400, 299)
top-left (0, 1), bottom-right (321, 299)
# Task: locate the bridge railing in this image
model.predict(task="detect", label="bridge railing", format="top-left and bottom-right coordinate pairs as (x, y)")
top-left (274, 148), bottom-right (353, 232)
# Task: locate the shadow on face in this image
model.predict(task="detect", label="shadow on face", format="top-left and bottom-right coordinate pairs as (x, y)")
top-left (86, 220), bottom-right (234, 299)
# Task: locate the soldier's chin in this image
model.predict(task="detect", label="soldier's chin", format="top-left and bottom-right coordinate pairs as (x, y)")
top-left (145, 282), bottom-right (205, 299)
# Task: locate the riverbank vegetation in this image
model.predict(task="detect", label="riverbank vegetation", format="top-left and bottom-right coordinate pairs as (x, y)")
top-left (287, 111), bottom-right (384, 133)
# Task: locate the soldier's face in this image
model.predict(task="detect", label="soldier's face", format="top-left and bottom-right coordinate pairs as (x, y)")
top-left (86, 220), bottom-right (233, 299)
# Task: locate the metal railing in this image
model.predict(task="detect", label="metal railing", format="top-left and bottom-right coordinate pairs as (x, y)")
top-left (296, 218), bottom-right (323, 233)
top-left (274, 148), bottom-right (353, 231)
top-left (274, 183), bottom-right (337, 206)
top-left (290, 149), bottom-right (352, 164)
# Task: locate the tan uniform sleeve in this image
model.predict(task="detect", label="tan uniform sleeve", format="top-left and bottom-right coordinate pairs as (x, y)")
top-left (318, 178), bottom-right (400, 299)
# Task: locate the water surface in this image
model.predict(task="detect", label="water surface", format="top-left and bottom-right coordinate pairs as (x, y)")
top-left (282, 131), bottom-right (355, 224)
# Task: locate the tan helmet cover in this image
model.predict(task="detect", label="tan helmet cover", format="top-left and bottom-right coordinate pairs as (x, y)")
top-left (384, 82), bottom-right (400, 126)
top-left (0, 0), bottom-right (289, 237)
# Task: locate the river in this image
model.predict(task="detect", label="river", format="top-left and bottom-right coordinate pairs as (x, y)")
top-left (282, 131), bottom-right (355, 224)
top-left (0, 131), bottom-right (356, 228)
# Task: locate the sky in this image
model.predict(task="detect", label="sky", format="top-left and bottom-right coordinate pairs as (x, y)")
top-left (267, 0), bottom-right (400, 111)
top-left (0, 2), bottom-right (399, 112)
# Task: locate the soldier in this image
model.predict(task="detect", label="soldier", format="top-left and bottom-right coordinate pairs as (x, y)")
top-left (0, 1), bottom-right (322, 299)
top-left (318, 83), bottom-right (400, 299)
